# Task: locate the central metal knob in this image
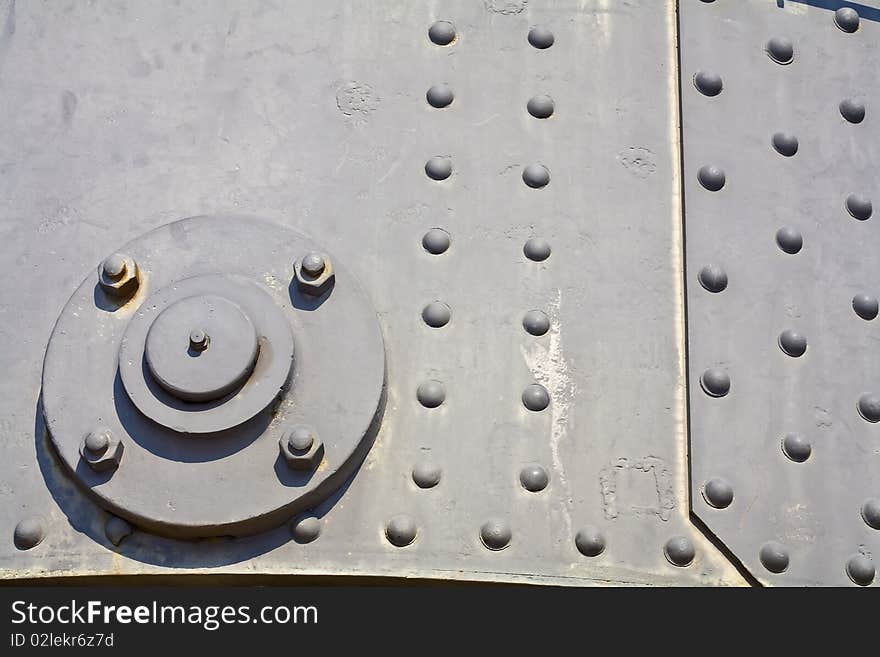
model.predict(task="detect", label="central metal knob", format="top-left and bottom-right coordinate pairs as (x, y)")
top-left (145, 295), bottom-right (259, 403)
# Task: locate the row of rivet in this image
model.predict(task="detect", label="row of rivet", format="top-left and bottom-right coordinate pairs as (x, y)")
top-left (695, 1), bottom-right (876, 586)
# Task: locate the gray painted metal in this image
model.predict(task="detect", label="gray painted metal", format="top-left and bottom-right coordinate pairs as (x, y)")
top-left (0, 0), bottom-right (874, 586)
top-left (681, 0), bottom-right (880, 586)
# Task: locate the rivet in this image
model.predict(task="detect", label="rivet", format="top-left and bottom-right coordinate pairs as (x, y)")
top-left (664, 536), bottom-right (695, 567)
top-left (852, 294), bottom-right (879, 320)
top-left (765, 37), bottom-right (794, 64)
top-left (778, 329), bottom-right (807, 358)
top-left (84, 428), bottom-right (110, 456)
top-left (290, 514), bottom-right (321, 544)
top-left (845, 193), bottom-right (872, 221)
top-left (860, 498), bottom-right (880, 530)
top-left (422, 301), bottom-right (451, 328)
top-left (101, 253), bottom-right (127, 280)
top-left (574, 527), bottom-right (606, 557)
top-left (522, 383), bottom-right (550, 411)
top-left (834, 7), bottom-right (860, 33)
top-left (697, 165), bottom-right (725, 191)
top-left (781, 433), bottom-right (811, 463)
top-left (698, 264), bottom-right (727, 293)
top-left (287, 426), bottom-right (316, 453)
top-left (422, 228), bottom-right (451, 255)
top-left (527, 26), bottom-right (554, 49)
top-left (775, 226), bottom-right (802, 254)
top-left (772, 132), bottom-right (799, 157)
top-left (702, 477), bottom-right (734, 509)
top-left (426, 84), bottom-right (454, 108)
top-left (759, 541), bottom-right (790, 573)
top-left (857, 393), bottom-right (880, 423)
top-left (385, 514), bottom-right (418, 547)
top-left (693, 70), bottom-right (723, 96)
top-left (846, 554), bottom-right (875, 586)
top-left (840, 98), bottom-right (865, 124)
top-left (301, 252), bottom-right (326, 276)
top-left (105, 516), bottom-right (133, 546)
top-left (412, 462), bottom-right (442, 489)
top-left (522, 164), bottom-right (550, 189)
top-left (527, 95), bottom-right (554, 119)
top-left (519, 464), bottom-right (549, 492)
top-left (428, 20), bottom-right (456, 46)
top-left (700, 368), bottom-right (730, 397)
top-left (480, 519), bottom-right (512, 551)
top-left (13, 516), bottom-right (45, 551)
top-left (425, 156), bottom-right (452, 181)
top-left (523, 237), bottom-right (551, 262)
top-left (522, 310), bottom-right (550, 336)
top-left (417, 380), bottom-right (446, 408)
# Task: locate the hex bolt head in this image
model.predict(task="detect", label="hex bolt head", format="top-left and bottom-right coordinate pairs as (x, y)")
top-left (294, 253), bottom-right (335, 297)
top-left (280, 425), bottom-right (324, 470)
top-left (98, 253), bottom-right (140, 301)
top-left (79, 427), bottom-right (124, 473)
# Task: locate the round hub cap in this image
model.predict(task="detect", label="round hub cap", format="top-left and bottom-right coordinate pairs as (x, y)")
top-left (145, 295), bottom-right (258, 402)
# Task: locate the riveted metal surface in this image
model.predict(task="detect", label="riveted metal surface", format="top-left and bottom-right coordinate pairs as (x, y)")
top-left (680, 0), bottom-right (880, 585)
top-left (0, 0), bottom-right (750, 585)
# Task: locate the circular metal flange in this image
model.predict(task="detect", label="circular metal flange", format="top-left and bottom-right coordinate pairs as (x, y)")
top-left (41, 215), bottom-right (386, 538)
top-left (119, 276), bottom-right (294, 432)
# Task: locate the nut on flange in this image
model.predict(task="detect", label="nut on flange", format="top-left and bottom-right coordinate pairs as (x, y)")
top-left (294, 252), bottom-right (335, 297)
top-left (279, 425), bottom-right (324, 471)
top-left (98, 253), bottom-right (140, 300)
top-left (79, 426), bottom-right (124, 473)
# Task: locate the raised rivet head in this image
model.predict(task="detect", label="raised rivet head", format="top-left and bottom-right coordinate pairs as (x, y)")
top-left (426, 84), bottom-right (454, 108)
top-left (385, 514), bottom-right (417, 547)
top-left (522, 383), bottom-right (550, 411)
top-left (698, 264), bottom-right (727, 293)
top-left (480, 519), bottom-right (512, 551)
top-left (412, 462), bottom-right (442, 489)
top-left (765, 37), bottom-right (794, 64)
top-left (80, 426), bottom-right (123, 473)
top-left (759, 541), bottom-right (789, 573)
top-left (428, 20), bottom-right (456, 46)
top-left (700, 368), bottom-right (730, 397)
top-left (694, 70), bottom-right (723, 96)
top-left (698, 165), bottom-right (725, 191)
top-left (775, 226), bottom-right (802, 254)
top-left (522, 164), bottom-right (550, 188)
top-left (422, 301), bottom-right (451, 328)
top-left (528, 26), bottom-right (554, 49)
top-left (772, 132), bottom-right (798, 157)
top-left (522, 310), bottom-right (550, 336)
top-left (294, 252), bottom-right (334, 297)
top-left (834, 7), bottom-right (860, 33)
top-left (98, 253), bottom-right (139, 301)
top-left (781, 433), bottom-right (811, 463)
top-left (664, 536), bottom-right (695, 567)
top-left (417, 380), bottom-right (446, 408)
top-left (702, 477), bottom-right (734, 509)
top-left (846, 194), bottom-right (872, 221)
top-left (279, 425), bottom-right (324, 470)
top-left (527, 95), bottom-right (554, 119)
top-left (422, 228), bottom-right (450, 254)
top-left (425, 156), bottom-right (453, 181)
top-left (290, 514), bottom-right (321, 543)
top-left (575, 526), bottom-right (606, 557)
top-left (105, 516), bottom-right (133, 546)
top-left (857, 394), bottom-right (880, 423)
top-left (860, 499), bottom-right (880, 530)
top-left (519, 464), bottom-right (549, 492)
top-left (853, 294), bottom-right (879, 320)
top-left (840, 98), bottom-right (865, 124)
top-left (13, 517), bottom-right (45, 551)
top-left (778, 329), bottom-right (807, 357)
top-left (523, 238), bottom-right (551, 262)
top-left (846, 554), bottom-right (875, 586)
